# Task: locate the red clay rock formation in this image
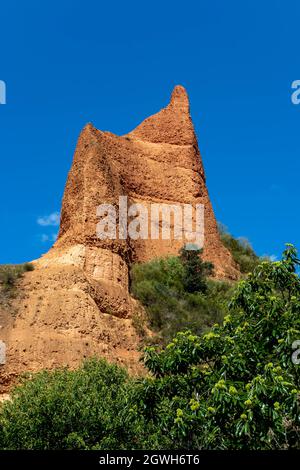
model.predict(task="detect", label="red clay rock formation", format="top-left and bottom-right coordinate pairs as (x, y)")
top-left (0, 86), bottom-right (239, 392)
top-left (56, 85), bottom-right (238, 282)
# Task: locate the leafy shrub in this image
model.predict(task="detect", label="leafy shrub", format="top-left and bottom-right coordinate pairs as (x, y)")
top-left (131, 254), bottom-right (232, 345)
top-left (179, 246), bottom-right (214, 294)
top-left (1, 246), bottom-right (299, 450)
top-left (0, 359), bottom-right (152, 450)
top-left (142, 244), bottom-right (300, 449)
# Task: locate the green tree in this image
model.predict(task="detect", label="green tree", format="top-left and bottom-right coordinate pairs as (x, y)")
top-left (0, 359), bottom-right (151, 450)
top-left (142, 244), bottom-right (300, 449)
top-left (179, 246), bottom-right (214, 294)
top-left (1, 245), bottom-right (299, 450)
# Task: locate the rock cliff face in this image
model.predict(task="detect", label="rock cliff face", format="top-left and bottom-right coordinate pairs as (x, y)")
top-left (55, 85), bottom-right (238, 303)
top-left (0, 86), bottom-right (239, 391)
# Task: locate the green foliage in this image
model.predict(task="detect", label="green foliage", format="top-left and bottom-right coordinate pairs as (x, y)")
top-left (218, 224), bottom-right (260, 274)
top-left (0, 262), bottom-right (34, 296)
top-left (131, 310), bottom-right (147, 338)
top-left (142, 244), bottom-right (300, 449)
top-left (0, 359), bottom-right (152, 450)
top-left (1, 246), bottom-right (299, 450)
top-left (179, 246), bottom-right (214, 294)
top-left (131, 254), bottom-right (232, 345)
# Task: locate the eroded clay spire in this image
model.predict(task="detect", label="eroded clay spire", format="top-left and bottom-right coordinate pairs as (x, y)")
top-left (127, 85), bottom-right (196, 145)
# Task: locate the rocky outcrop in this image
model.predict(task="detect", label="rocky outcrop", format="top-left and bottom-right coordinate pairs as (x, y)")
top-left (56, 85), bottom-right (238, 293)
top-left (0, 86), bottom-right (239, 391)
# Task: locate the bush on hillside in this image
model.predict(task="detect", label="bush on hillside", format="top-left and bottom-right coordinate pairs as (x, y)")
top-left (0, 359), bottom-right (158, 450)
top-left (0, 262), bottom-right (34, 296)
top-left (1, 245), bottom-right (299, 450)
top-left (218, 223), bottom-right (261, 274)
top-left (131, 253), bottom-right (232, 345)
top-left (179, 246), bottom-right (214, 294)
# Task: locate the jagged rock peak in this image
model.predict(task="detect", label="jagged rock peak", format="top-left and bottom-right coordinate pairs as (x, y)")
top-left (127, 85), bottom-right (196, 145)
top-left (169, 84), bottom-right (190, 111)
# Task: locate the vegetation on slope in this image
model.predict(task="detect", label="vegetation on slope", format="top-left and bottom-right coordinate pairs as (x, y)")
top-left (0, 262), bottom-right (34, 299)
top-left (0, 245), bottom-right (299, 449)
top-left (130, 247), bottom-right (234, 345)
top-left (218, 223), bottom-right (262, 274)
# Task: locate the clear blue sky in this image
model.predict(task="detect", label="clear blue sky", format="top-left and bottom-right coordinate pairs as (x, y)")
top-left (0, 0), bottom-right (299, 264)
